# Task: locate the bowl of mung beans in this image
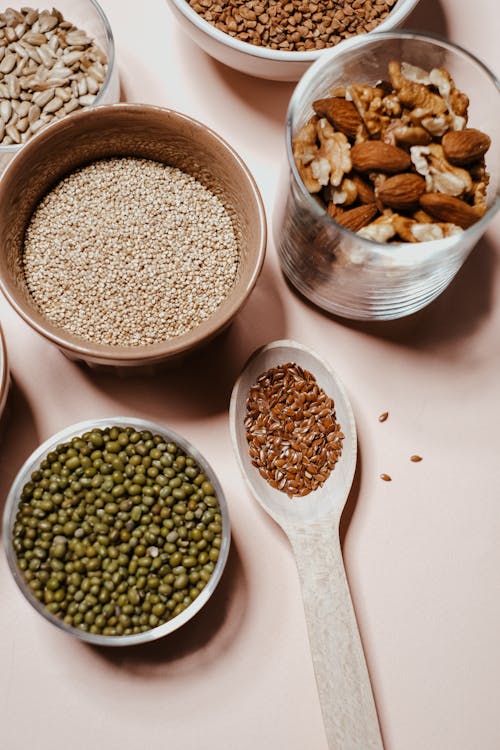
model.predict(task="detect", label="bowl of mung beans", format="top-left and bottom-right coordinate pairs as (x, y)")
top-left (0, 0), bottom-right (119, 175)
top-left (3, 417), bottom-right (230, 646)
top-left (0, 103), bottom-right (266, 368)
top-left (165, 0), bottom-right (420, 81)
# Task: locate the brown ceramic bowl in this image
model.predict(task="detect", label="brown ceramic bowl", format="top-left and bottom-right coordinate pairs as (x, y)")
top-left (0, 104), bottom-right (266, 368)
top-left (0, 323), bottom-right (9, 421)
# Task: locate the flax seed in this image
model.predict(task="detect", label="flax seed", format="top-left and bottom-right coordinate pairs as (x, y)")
top-left (244, 362), bottom-right (343, 498)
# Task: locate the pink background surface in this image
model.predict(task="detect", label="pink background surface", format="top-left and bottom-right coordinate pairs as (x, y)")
top-left (1, 1), bottom-right (500, 748)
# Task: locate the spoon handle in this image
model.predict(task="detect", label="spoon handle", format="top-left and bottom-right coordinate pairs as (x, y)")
top-left (285, 521), bottom-right (383, 750)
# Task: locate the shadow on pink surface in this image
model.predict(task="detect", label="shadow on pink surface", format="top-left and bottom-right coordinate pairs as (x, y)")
top-left (283, 233), bottom-right (498, 352)
top-left (208, 58), bottom-right (295, 125)
top-left (89, 533), bottom-right (247, 672)
top-left (0, 379), bottom-right (39, 532)
top-left (403, 0), bottom-right (449, 36)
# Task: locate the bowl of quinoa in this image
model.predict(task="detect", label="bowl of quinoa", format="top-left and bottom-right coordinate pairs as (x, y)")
top-left (0, 103), bottom-right (266, 367)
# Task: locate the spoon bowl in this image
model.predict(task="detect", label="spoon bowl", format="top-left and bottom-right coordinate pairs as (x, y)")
top-left (230, 340), bottom-right (383, 750)
top-left (230, 339), bottom-right (356, 526)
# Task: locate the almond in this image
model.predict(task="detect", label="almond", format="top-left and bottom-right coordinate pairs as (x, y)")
top-left (419, 193), bottom-right (480, 229)
top-left (378, 173), bottom-right (426, 211)
top-left (333, 203), bottom-right (378, 232)
top-left (351, 173), bottom-right (375, 204)
top-left (351, 142), bottom-right (411, 174)
top-left (313, 97), bottom-right (363, 139)
top-left (442, 128), bottom-right (491, 166)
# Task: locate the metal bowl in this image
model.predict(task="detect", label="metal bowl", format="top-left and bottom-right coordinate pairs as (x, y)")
top-left (3, 417), bottom-right (231, 647)
top-left (0, 103), bottom-right (266, 368)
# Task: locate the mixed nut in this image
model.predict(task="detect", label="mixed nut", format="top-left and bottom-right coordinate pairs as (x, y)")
top-left (293, 61), bottom-right (492, 242)
top-left (0, 6), bottom-right (108, 146)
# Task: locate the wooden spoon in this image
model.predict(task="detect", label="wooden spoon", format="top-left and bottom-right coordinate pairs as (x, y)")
top-left (229, 340), bottom-right (383, 750)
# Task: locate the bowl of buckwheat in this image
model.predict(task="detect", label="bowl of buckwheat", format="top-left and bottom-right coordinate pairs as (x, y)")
top-left (0, 0), bottom-right (119, 175)
top-left (165, 0), bottom-right (420, 81)
top-left (0, 103), bottom-right (266, 367)
top-left (274, 31), bottom-right (500, 319)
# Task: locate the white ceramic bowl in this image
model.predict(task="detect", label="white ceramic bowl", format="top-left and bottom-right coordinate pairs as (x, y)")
top-left (165, 0), bottom-right (420, 81)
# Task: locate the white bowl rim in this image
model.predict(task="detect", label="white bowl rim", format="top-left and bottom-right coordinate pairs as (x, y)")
top-left (285, 29), bottom-right (500, 256)
top-left (167, 0), bottom-right (420, 62)
top-left (0, 0), bottom-right (116, 155)
top-left (2, 416), bottom-right (231, 647)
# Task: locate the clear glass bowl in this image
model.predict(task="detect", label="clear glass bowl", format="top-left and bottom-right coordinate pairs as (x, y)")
top-left (274, 32), bottom-right (500, 320)
top-left (2, 417), bottom-right (231, 647)
top-left (0, 0), bottom-right (119, 175)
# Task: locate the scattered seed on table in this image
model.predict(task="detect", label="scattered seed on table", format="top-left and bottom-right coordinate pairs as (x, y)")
top-left (410, 455), bottom-right (423, 462)
top-left (23, 157), bottom-right (239, 347)
top-left (380, 473), bottom-right (392, 482)
top-left (378, 412), bottom-right (389, 423)
top-left (244, 362), bottom-right (343, 498)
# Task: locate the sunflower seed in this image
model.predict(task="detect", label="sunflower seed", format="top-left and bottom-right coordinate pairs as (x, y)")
top-left (54, 85), bottom-right (71, 102)
top-left (42, 95), bottom-right (63, 114)
top-left (0, 100), bottom-right (12, 122)
top-left (63, 98), bottom-right (79, 114)
top-left (38, 13), bottom-right (58, 33)
top-left (0, 52), bottom-right (16, 73)
top-left (78, 93), bottom-right (95, 107)
top-left (28, 103), bottom-right (40, 123)
top-left (5, 123), bottom-right (21, 143)
top-left (23, 30), bottom-right (45, 45)
top-left (32, 88), bottom-right (54, 107)
top-left (65, 29), bottom-right (91, 45)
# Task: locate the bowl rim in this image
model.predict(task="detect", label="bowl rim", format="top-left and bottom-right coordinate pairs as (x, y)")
top-left (166, 0), bottom-right (420, 62)
top-left (285, 29), bottom-right (500, 255)
top-left (0, 323), bottom-right (9, 418)
top-left (0, 0), bottom-right (117, 155)
top-left (2, 416), bottom-right (232, 647)
top-left (0, 102), bottom-right (267, 363)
